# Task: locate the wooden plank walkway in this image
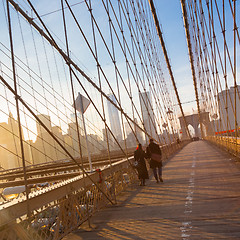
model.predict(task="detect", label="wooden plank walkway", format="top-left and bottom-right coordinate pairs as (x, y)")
top-left (63, 140), bottom-right (240, 239)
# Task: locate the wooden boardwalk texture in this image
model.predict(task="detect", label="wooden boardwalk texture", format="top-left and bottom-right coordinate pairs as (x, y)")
top-left (64, 141), bottom-right (240, 239)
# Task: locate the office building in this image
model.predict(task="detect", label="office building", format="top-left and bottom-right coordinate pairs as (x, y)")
top-left (218, 85), bottom-right (240, 131)
top-left (36, 114), bottom-right (51, 135)
top-left (139, 91), bottom-right (158, 142)
top-left (107, 94), bottom-right (123, 143)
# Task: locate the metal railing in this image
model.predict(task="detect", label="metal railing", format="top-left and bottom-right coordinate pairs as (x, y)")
top-left (206, 136), bottom-right (240, 158)
top-left (0, 140), bottom-right (188, 240)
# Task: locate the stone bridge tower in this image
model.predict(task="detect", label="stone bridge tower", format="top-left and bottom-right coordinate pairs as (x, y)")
top-left (179, 112), bottom-right (212, 139)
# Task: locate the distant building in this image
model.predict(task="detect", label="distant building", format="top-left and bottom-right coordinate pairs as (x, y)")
top-left (107, 94), bottom-right (123, 143)
top-left (52, 126), bottom-right (67, 160)
top-left (125, 132), bottom-right (136, 148)
top-left (102, 128), bottom-right (109, 148)
top-left (0, 113), bottom-right (31, 169)
top-left (88, 134), bottom-right (102, 154)
top-left (67, 122), bottom-right (82, 158)
top-left (124, 119), bottom-right (144, 145)
top-left (139, 91), bottom-right (158, 142)
top-left (0, 110), bottom-right (109, 169)
top-left (32, 114), bottom-right (54, 164)
top-left (218, 86), bottom-right (240, 131)
top-left (36, 114), bottom-right (51, 135)
top-left (102, 127), bottom-right (119, 150)
top-left (33, 114), bottom-right (67, 164)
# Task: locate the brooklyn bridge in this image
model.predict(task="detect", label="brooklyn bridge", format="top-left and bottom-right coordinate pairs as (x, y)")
top-left (0, 0), bottom-right (240, 239)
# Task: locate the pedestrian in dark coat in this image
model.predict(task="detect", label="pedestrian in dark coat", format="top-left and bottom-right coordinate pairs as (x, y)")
top-left (134, 143), bottom-right (149, 186)
top-left (146, 138), bottom-right (163, 183)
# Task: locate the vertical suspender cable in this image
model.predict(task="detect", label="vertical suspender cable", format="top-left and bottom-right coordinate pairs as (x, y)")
top-left (118, 0), bottom-right (138, 145)
top-left (108, 0), bottom-right (129, 201)
top-left (61, 0), bottom-right (91, 227)
top-left (89, 0), bottom-right (117, 204)
top-left (233, 0), bottom-right (238, 153)
top-left (180, 0), bottom-right (204, 139)
top-left (6, 0), bottom-right (30, 217)
top-left (223, 0), bottom-right (230, 145)
top-left (0, 74), bottom-right (115, 205)
top-left (148, 0), bottom-right (191, 140)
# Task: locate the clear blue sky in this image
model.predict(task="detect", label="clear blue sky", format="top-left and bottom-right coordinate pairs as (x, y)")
top-left (2, 0), bottom-right (237, 140)
top-left (155, 1), bottom-right (196, 115)
top-left (0, 0), bottom-right (200, 141)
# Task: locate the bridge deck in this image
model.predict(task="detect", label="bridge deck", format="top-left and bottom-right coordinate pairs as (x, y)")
top-left (64, 141), bottom-right (240, 239)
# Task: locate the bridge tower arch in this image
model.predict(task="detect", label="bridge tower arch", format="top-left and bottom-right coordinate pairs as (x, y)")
top-left (179, 112), bottom-right (212, 139)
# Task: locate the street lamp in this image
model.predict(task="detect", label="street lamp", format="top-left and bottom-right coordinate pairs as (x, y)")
top-left (211, 113), bottom-right (218, 120)
top-left (166, 108), bottom-right (175, 142)
top-left (162, 122), bottom-right (168, 129)
top-left (166, 108), bottom-right (173, 120)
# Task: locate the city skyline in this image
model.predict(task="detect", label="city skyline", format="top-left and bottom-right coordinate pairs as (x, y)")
top-left (0, 112), bottom-right (112, 169)
top-left (1, 84), bottom-right (239, 170)
top-left (0, 0), bottom-right (239, 170)
top-left (0, 109), bottom-right (147, 169)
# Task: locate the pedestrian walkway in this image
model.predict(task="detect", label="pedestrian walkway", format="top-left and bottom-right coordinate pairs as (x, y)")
top-left (63, 141), bottom-right (240, 239)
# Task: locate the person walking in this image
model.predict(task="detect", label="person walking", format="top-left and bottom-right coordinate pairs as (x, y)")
top-left (134, 143), bottom-right (149, 186)
top-left (146, 138), bottom-right (163, 183)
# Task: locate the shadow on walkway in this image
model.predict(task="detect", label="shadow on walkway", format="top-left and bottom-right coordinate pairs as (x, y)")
top-left (63, 141), bottom-right (240, 240)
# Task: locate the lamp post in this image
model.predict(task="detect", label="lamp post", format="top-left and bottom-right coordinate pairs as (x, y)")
top-left (166, 108), bottom-right (175, 143)
top-left (166, 108), bottom-right (173, 120)
top-left (162, 122), bottom-right (168, 129)
top-left (211, 113), bottom-right (218, 136)
top-left (162, 122), bottom-right (170, 145)
top-left (211, 113), bottom-right (218, 120)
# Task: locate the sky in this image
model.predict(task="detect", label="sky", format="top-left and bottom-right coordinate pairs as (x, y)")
top-left (154, 1), bottom-right (197, 115)
top-left (0, 0), bottom-right (238, 141)
top-left (0, 0), bottom-right (196, 137)
top-left (155, 0), bottom-right (239, 117)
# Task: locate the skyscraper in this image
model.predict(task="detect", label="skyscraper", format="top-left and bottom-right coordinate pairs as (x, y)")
top-left (139, 91), bottom-right (158, 142)
top-left (36, 114), bottom-right (51, 135)
top-left (0, 113), bottom-right (21, 169)
top-left (124, 118), bottom-right (144, 144)
top-left (33, 114), bottom-right (55, 164)
top-left (107, 94), bottom-right (123, 143)
top-left (218, 85), bottom-right (240, 131)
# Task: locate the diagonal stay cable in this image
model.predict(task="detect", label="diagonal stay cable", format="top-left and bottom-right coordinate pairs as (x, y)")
top-left (0, 74), bottom-right (114, 205)
top-left (180, 0), bottom-right (204, 138)
top-left (9, 0), bottom-right (151, 146)
top-left (148, 0), bottom-right (191, 139)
